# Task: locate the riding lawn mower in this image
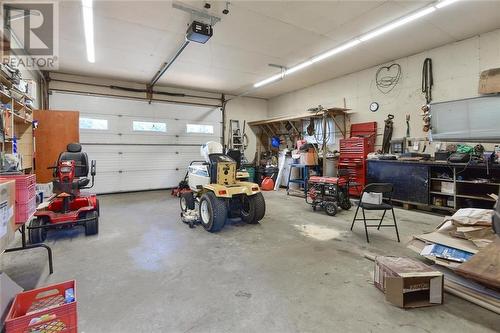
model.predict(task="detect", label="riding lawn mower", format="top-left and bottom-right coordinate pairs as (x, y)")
top-left (29, 143), bottom-right (99, 243)
top-left (180, 142), bottom-right (266, 232)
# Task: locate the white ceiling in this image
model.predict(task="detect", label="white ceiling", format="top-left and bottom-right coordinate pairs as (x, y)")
top-left (56, 0), bottom-right (500, 99)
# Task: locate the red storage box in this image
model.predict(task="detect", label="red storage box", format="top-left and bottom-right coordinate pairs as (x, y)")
top-left (5, 280), bottom-right (77, 333)
top-left (0, 174), bottom-right (38, 224)
top-left (0, 175), bottom-right (36, 204)
top-left (15, 196), bottom-right (36, 224)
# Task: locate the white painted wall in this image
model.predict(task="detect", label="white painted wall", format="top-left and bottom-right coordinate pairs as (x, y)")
top-left (268, 29), bottom-right (500, 152)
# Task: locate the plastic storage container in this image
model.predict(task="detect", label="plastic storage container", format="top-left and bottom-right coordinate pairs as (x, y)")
top-left (15, 196), bottom-right (37, 225)
top-left (0, 174), bottom-right (38, 224)
top-left (5, 280), bottom-right (77, 333)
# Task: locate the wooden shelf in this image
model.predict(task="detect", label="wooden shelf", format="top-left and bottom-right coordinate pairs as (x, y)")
top-left (0, 74), bottom-right (13, 88)
top-left (456, 194), bottom-right (496, 202)
top-left (0, 90), bottom-right (11, 104)
top-left (430, 191), bottom-right (454, 196)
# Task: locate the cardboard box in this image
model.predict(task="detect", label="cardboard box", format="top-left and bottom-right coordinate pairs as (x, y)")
top-left (440, 181), bottom-right (455, 194)
top-left (0, 180), bottom-right (16, 254)
top-left (479, 68), bottom-right (500, 94)
top-left (36, 182), bottom-right (53, 198)
top-left (0, 273), bottom-right (23, 331)
top-left (374, 256), bottom-right (444, 308)
top-left (362, 192), bottom-right (382, 205)
top-left (299, 149), bottom-right (318, 166)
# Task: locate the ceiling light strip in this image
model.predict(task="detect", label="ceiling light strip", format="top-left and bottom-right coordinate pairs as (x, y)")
top-left (252, 0), bottom-right (460, 88)
top-left (254, 73), bottom-right (283, 88)
top-left (82, 0), bottom-right (95, 63)
top-left (359, 6), bottom-right (436, 42)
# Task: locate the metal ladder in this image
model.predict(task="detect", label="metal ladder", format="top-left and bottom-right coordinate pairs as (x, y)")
top-left (228, 119), bottom-right (245, 151)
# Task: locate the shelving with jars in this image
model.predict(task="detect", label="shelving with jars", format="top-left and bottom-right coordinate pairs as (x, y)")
top-left (0, 77), bottom-right (34, 171)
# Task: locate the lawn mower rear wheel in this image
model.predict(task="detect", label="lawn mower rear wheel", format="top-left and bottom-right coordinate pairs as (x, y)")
top-left (199, 192), bottom-right (226, 232)
top-left (253, 192), bottom-right (266, 222)
top-left (240, 195), bottom-right (257, 224)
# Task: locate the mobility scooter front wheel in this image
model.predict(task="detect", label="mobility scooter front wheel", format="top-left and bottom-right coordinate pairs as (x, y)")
top-left (85, 210), bottom-right (99, 236)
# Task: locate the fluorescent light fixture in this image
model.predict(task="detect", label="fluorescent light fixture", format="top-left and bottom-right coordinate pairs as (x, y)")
top-left (82, 0), bottom-right (95, 63)
top-left (285, 60), bottom-right (313, 75)
top-left (252, 0), bottom-right (461, 89)
top-left (312, 39), bottom-right (361, 63)
top-left (436, 0), bottom-right (460, 9)
top-left (360, 6), bottom-right (436, 42)
top-left (253, 73), bottom-right (283, 88)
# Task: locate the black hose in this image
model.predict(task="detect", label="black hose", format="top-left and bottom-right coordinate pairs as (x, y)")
top-left (422, 58), bottom-right (433, 104)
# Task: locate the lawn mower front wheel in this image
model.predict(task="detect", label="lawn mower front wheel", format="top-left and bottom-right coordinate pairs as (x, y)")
top-left (85, 210), bottom-right (99, 236)
top-left (180, 192), bottom-right (195, 212)
top-left (29, 217), bottom-right (48, 244)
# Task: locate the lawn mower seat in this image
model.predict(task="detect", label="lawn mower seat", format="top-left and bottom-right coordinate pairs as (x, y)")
top-left (58, 143), bottom-right (90, 189)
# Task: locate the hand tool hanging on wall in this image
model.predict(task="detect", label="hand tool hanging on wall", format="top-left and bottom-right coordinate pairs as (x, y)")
top-left (382, 114), bottom-right (394, 154)
top-left (406, 114), bottom-right (410, 138)
top-left (422, 58), bottom-right (433, 104)
top-left (421, 105), bottom-right (432, 133)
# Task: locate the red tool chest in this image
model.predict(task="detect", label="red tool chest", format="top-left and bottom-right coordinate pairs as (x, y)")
top-left (339, 122), bottom-right (377, 196)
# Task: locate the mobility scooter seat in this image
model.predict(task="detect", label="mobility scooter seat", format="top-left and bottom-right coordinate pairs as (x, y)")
top-left (54, 143), bottom-right (91, 191)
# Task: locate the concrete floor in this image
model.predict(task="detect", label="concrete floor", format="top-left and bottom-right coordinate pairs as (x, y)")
top-left (1, 191), bottom-right (498, 332)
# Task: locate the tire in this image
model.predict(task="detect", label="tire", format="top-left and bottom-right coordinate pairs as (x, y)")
top-left (240, 195), bottom-right (256, 224)
top-left (180, 192), bottom-right (195, 212)
top-left (95, 198), bottom-right (100, 216)
top-left (324, 202), bottom-right (338, 216)
top-left (199, 192), bottom-right (227, 232)
top-left (85, 210), bottom-right (99, 236)
top-left (339, 192), bottom-right (352, 210)
top-left (29, 217), bottom-right (48, 244)
top-left (253, 192), bottom-right (266, 222)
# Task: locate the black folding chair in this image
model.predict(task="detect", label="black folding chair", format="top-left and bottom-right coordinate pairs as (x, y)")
top-left (350, 183), bottom-right (400, 243)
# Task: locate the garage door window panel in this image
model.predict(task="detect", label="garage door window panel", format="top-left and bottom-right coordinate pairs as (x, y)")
top-left (186, 123), bottom-right (214, 134)
top-left (133, 121), bottom-right (167, 133)
top-left (80, 117), bottom-right (108, 130)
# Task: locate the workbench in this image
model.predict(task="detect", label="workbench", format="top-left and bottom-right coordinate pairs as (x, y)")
top-left (367, 159), bottom-right (500, 212)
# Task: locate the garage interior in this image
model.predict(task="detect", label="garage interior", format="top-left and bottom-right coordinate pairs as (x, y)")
top-left (1, 1), bottom-right (500, 332)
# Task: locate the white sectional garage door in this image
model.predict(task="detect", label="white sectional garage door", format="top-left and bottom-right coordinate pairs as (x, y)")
top-left (49, 91), bottom-right (221, 194)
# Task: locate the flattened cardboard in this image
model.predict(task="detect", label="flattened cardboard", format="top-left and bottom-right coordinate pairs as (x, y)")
top-left (415, 220), bottom-right (479, 254)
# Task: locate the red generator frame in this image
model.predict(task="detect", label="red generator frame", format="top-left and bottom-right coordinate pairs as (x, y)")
top-left (339, 122), bottom-right (377, 196)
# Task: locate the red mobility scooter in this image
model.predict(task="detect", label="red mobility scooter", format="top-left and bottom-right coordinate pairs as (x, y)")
top-left (29, 143), bottom-right (99, 243)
